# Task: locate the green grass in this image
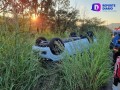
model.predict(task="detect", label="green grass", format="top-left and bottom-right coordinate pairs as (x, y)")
top-left (0, 29), bottom-right (112, 90)
top-left (61, 30), bottom-right (112, 90)
top-left (0, 31), bottom-right (44, 90)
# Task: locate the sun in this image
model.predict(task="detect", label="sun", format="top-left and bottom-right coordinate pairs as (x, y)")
top-left (31, 14), bottom-right (37, 21)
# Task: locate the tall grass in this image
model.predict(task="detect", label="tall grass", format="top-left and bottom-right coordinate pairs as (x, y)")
top-left (61, 30), bottom-right (112, 90)
top-left (0, 31), bottom-right (45, 90)
top-left (0, 29), bottom-right (112, 90)
top-left (0, 30), bottom-right (65, 90)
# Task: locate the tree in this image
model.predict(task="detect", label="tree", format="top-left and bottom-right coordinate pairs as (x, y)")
top-left (55, 9), bottom-right (79, 33)
top-left (34, 0), bottom-right (71, 33)
top-left (79, 17), bottom-right (105, 33)
top-left (0, 0), bottom-right (80, 33)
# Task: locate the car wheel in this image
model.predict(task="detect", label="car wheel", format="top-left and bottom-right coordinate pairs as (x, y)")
top-left (49, 38), bottom-right (65, 55)
top-left (69, 32), bottom-right (77, 37)
top-left (87, 31), bottom-right (94, 42)
top-left (36, 37), bottom-right (47, 46)
top-left (87, 31), bottom-right (94, 37)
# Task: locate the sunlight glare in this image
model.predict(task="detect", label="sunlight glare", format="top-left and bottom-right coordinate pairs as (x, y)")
top-left (32, 14), bottom-right (37, 21)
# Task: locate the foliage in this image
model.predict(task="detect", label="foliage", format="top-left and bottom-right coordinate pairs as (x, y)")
top-left (61, 30), bottom-right (112, 90)
top-left (79, 17), bottom-right (106, 33)
top-left (0, 1), bottom-right (113, 89)
top-left (55, 9), bottom-right (79, 33)
top-left (0, 27), bottom-right (112, 90)
top-left (0, 0), bottom-right (79, 33)
top-left (0, 31), bottom-right (43, 90)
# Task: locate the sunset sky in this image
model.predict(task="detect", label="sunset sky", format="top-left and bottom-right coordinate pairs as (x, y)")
top-left (70, 0), bottom-right (120, 25)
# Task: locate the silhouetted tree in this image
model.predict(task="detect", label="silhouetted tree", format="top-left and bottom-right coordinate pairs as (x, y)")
top-left (79, 17), bottom-right (105, 32)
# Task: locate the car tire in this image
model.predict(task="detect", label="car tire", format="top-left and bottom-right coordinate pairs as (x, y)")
top-left (87, 31), bottom-right (94, 42)
top-left (49, 38), bottom-right (65, 55)
top-left (87, 31), bottom-right (94, 37)
top-left (36, 37), bottom-right (47, 46)
top-left (69, 32), bottom-right (77, 37)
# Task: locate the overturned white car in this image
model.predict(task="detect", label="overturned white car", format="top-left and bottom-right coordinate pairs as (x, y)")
top-left (32, 31), bottom-right (96, 61)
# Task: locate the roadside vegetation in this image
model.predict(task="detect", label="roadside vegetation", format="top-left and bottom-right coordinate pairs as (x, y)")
top-left (0, 28), bottom-right (112, 90)
top-left (61, 30), bottom-right (112, 90)
top-left (0, 0), bottom-right (112, 90)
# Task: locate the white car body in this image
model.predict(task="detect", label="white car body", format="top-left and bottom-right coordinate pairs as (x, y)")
top-left (32, 37), bottom-right (96, 61)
